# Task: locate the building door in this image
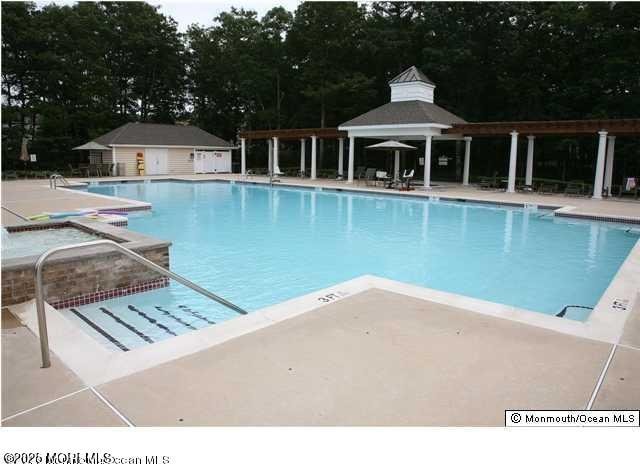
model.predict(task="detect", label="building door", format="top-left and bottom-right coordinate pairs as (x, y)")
top-left (194, 151), bottom-right (204, 173)
top-left (213, 151), bottom-right (231, 172)
top-left (145, 148), bottom-right (168, 175)
top-left (204, 152), bottom-right (216, 172)
top-left (193, 150), bottom-right (230, 173)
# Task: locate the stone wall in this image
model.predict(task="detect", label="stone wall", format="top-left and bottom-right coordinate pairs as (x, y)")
top-left (1, 246), bottom-right (170, 307)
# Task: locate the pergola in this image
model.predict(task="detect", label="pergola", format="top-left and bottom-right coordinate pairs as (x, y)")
top-left (238, 66), bottom-right (640, 198)
top-left (238, 128), bottom-right (348, 179)
top-left (445, 119), bottom-right (640, 198)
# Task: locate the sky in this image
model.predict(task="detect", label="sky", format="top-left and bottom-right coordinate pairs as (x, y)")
top-left (155, 1), bottom-right (302, 31)
top-left (35, 1), bottom-right (303, 32)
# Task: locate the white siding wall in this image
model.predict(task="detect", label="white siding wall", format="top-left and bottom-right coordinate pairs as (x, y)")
top-left (167, 148), bottom-right (194, 174)
top-left (112, 146), bottom-right (232, 175)
top-left (114, 147), bottom-right (141, 176)
top-left (390, 82), bottom-right (435, 103)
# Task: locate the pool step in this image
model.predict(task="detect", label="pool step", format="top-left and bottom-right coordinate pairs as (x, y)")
top-left (64, 296), bottom-right (218, 351)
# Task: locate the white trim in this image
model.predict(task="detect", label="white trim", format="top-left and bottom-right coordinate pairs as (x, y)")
top-left (240, 138), bottom-right (246, 175)
top-left (338, 123), bottom-right (451, 131)
top-left (310, 135), bottom-right (318, 180)
top-left (109, 144), bottom-right (235, 150)
top-left (389, 81), bottom-right (435, 89)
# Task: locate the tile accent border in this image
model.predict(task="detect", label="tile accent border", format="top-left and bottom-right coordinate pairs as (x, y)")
top-left (555, 212), bottom-right (640, 225)
top-left (51, 277), bottom-right (170, 309)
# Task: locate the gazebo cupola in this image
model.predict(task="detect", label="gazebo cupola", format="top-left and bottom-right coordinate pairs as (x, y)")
top-left (389, 66), bottom-right (436, 103)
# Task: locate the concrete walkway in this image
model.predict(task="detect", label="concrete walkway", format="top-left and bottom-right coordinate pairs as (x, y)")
top-left (1, 179), bottom-right (142, 222)
top-left (3, 290), bottom-right (638, 426)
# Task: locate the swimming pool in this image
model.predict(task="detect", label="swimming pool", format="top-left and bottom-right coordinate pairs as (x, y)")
top-left (65, 181), bottom-right (637, 349)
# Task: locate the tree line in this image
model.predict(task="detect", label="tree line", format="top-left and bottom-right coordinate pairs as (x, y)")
top-left (2, 1), bottom-right (639, 180)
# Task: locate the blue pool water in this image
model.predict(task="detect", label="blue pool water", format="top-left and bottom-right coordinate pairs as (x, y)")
top-left (66, 181), bottom-right (637, 350)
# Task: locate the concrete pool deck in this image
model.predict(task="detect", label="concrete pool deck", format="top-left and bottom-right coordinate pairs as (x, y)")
top-left (2, 290), bottom-right (639, 426)
top-left (1, 179), bottom-right (148, 221)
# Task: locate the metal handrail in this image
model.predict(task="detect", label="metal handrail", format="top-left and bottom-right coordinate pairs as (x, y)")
top-left (49, 174), bottom-right (69, 189)
top-left (35, 239), bottom-right (246, 368)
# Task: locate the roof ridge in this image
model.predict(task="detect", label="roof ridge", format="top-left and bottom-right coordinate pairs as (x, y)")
top-left (110, 122), bottom-right (134, 145)
top-left (389, 66), bottom-right (434, 86)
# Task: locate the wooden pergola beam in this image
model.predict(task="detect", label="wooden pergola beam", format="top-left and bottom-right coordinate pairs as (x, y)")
top-left (239, 127), bottom-right (348, 140)
top-left (445, 119), bottom-right (640, 137)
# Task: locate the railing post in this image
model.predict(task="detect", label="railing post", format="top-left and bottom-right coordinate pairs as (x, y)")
top-left (35, 254), bottom-right (51, 368)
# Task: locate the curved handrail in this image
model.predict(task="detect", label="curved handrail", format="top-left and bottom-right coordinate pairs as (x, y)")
top-left (49, 174), bottom-right (69, 189)
top-left (35, 239), bottom-right (246, 368)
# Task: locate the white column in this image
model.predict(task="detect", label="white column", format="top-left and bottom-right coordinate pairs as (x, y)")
top-left (240, 138), bottom-right (246, 175)
top-left (604, 135), bottom-right (616, 196)
top-left (300, 138), bottom-right (306, 175)
top-left (267, 139), bottom-right (273, 173)
top-left (462, 136), bottom-right (471, 186)
top-left (338, 138), bottom-right (344, 178)
top-left (347, 136), bottom-right (355, 183)
top-left (507, 131), bottom-right (519, 193)
top-left (112, 147), bottom-right (118, 176)
top-left (310, 135), bottom-right (317, 180)
top-left (394, 150), bottom-right (400, 180)
top-left (592, 131), bottom-right (608, 199)
top-left (525, 135), bottom-right (535, 186)
top-left (272, 136), bottom-right (279, 172)
top-left (423, 135), bottom-right (432, 189)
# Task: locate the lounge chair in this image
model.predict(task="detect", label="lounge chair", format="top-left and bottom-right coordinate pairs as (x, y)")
top-left (270, 166), bottom-right (284, 183)
top-left (564, 181), bottom-right (584, 196)
top-left (479, 177), bottom-right (496, 190)
top-left (376, 170), bottom-right (393, 188)
top-left (538, 183), bottom-right (557, 195)
top-left (3, 170), bottom-right (18, 180)
top-left (620, 177), bottom-right (639, 199)
top-left (354, 166), bottom-right (366, 182)
top-left (67, 164), bottom-right (83, 177)
top-left (364, 168), bottom-right (377, 186)
top-left (401, 169), bottom-right (414, 190)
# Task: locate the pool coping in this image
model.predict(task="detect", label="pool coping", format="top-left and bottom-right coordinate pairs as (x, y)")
top-left (8, 232), bottom-right (639, 386)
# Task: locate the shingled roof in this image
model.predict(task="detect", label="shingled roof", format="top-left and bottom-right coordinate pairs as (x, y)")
top-left (389, 66), bottom-right (435, 85)
top-left (340, 100), bottom-right (466, 127)
top-left (92, 122), bottom-right (233, 148)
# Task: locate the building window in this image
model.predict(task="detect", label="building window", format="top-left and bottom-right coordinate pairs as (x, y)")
top-left (89, 151), bottom-right (103, 164)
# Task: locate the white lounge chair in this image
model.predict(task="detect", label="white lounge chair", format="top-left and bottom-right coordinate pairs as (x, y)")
top-left (402, 169), bottom-right (414, 190)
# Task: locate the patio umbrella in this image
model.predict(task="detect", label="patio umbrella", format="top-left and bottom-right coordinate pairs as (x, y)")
top-left (20, 137), bottom-right (29, 166)
top-left (365, 140), bottom-right (417, 180)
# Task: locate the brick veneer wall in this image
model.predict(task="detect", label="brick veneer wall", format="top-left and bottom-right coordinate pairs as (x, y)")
top-left (1, 246), bottom-right (170, 307)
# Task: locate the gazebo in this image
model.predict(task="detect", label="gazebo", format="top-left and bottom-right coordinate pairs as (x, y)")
top-left (338, 66), bottom-right (468, 188)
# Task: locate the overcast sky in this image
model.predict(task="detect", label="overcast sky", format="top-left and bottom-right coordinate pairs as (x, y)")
top-left (35, 1), bottom-right (303, 32)
top-left (156, 1), bottom-right (302, 31)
